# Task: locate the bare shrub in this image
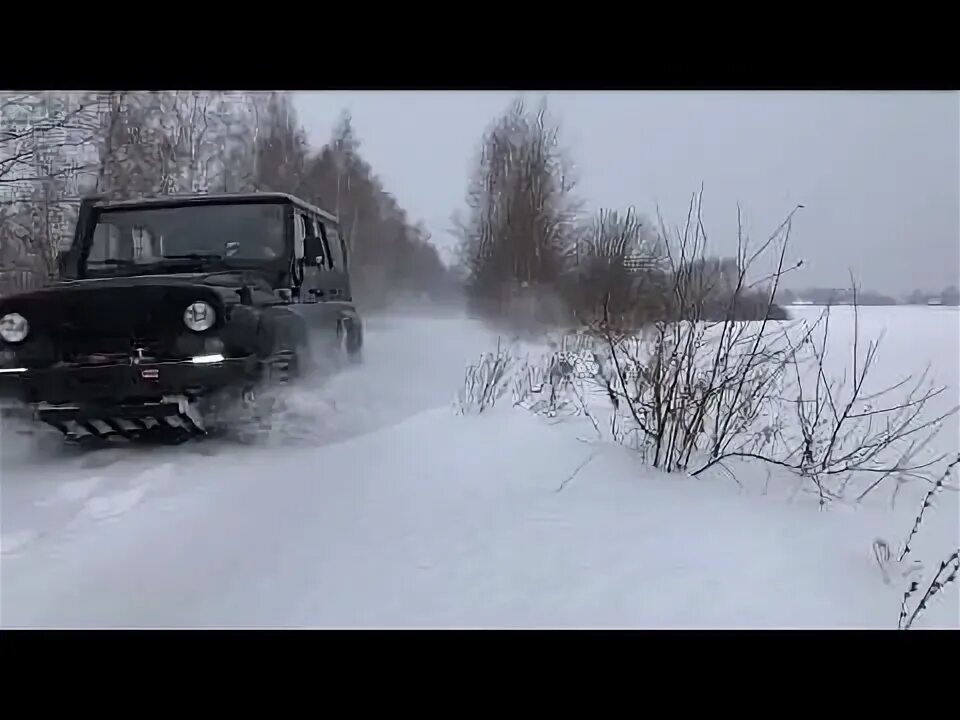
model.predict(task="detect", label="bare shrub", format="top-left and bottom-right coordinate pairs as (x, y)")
top-left (894, 456), bottom-right (960, 629)
top-left (456, 340), bottom-right (517, 415)
top-left (770, 301), bottom-right (954, 503)
top-left (462, 192), bottom-right (957, 509)
top-left (898, 547), bottom-right (959, 629)
top-left (580, 193), bottom-right (957, 504)
top-left (897, 455), bottom-right (959, 563)
top-left (457, 332), bottom-right (606, 437)
top-left (566, 191), bottom-right (806, 474)
top-left (512, 335), bottom-right (603, 436)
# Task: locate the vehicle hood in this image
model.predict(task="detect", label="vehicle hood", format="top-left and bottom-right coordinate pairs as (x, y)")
top-left (1, 272), bottom-right (276, 308)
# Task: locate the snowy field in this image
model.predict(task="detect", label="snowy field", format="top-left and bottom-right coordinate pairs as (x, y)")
top-left (1, 305), bottom-right (957, 628)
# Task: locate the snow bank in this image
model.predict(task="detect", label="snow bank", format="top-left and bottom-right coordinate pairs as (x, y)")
top-left (3, 404), bottom-right (954, 628)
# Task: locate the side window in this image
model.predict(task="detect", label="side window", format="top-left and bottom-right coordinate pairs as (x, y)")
top-left (301, 213), bottom-right (315, 239)
top-left (311, 216), bottom-right (331, 270)
top-left (132, 226), bottom-right (159, 260)
top-left (293, 212), bottom-right (306, 259)
top-left (90, 223), bottom-right (126, 261)
top-left (324, 222), bottom-right (345, 271)
top-left (298, 211), bottom-right (330, 267)
top-left (89, 224), bottom-right (115, 261)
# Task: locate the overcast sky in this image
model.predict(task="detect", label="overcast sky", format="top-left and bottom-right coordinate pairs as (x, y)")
top-left (294, 91), bottom-right (959, 294)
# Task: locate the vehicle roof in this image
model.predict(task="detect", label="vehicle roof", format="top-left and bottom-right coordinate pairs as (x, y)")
top-left (86, 192), bottom-right (339, 224)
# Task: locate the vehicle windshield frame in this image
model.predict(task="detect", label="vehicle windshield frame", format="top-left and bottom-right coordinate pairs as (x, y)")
top-left (68, 199), bottom-right (292, 279)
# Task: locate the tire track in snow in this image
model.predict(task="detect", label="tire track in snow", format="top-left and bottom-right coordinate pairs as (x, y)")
top-left (1, 463), bottom-right (177, 557)
top-left (1, 312), bottom-right (501, 556)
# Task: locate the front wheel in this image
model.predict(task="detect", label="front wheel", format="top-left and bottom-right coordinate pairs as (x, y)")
top-left (345, 342), bottom-right (362, 366)
top-left (206, 382), bottom-right (286, 445)
top-left (341, 319), bottom-right (363, 365)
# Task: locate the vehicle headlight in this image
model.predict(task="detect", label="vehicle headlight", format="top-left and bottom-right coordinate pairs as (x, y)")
top-left (0, 313), bottom-right (29, 343)
top-left (183, 301), bottom-right (216, 332)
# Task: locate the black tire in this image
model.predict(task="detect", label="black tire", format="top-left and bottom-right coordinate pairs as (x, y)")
top-left (343, 320), bottom-right (363, 365)
top-left (217, 383), bottom-right (284, 445)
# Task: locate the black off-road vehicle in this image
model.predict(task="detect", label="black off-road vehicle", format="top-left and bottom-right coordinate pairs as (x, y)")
top-left (0, 192), bottom-right (363, 443)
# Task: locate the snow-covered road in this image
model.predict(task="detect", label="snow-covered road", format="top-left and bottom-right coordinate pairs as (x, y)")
top-left (0, 311), bottom-right (504, 626)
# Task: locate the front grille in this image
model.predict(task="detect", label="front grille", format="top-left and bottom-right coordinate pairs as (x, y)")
top-left (53, 333), bottom-right (201, 366)
top-left (3, 283), bottom-right (224, 368)
top-left (61, 336), bottom-right (157, 358)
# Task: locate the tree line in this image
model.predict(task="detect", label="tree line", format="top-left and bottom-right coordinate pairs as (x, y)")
top-left (17, 91), bottom-right (906, 324)
top-left (0, 91), bottom-right (458, 309)
top-left (452, 97), bottom-right (789, 333)
top-left (777, 286), bottom-right (960, 306)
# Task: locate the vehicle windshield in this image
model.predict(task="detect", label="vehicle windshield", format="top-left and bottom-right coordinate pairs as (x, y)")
top-left (83, 202), bottom-right (287, 274)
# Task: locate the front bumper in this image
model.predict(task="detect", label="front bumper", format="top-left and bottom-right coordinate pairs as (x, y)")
top-left (0, 355), bottom-right (261, 407)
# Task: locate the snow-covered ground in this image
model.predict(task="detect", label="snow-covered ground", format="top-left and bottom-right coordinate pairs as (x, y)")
top-left (1, 306), bottom-right (957, 628)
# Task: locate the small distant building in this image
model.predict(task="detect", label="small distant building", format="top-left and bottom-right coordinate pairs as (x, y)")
top-left (622, 254), bottom-right (660, 273)
top-left (927, 298), bottom-right (943, 306)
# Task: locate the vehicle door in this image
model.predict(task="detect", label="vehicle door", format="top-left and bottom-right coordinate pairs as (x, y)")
top-left (315, 218), bottom-right (360, 350)
top-left (290, 209), bottom-right (332, 334)
top-left (293, 210), bottom-right (320, 300)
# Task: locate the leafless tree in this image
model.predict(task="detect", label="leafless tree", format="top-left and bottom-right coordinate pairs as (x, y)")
top-left (298, 110), bottom-right (456, 310)
top-left (455, 97), bottom-right (581, 327)
top-left (0, 92), bottom-right (106, 292)
top-left (248, 92), bottom-right (309, 195)
top-left (0, 93), bottom-right (102, 186)
top-left (1, 91), bottom-right (457, 311)
top-left (561, 207), bottom-right (668, 328)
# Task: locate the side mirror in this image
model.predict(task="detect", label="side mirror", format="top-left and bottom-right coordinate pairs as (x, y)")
top-left (303, 235), bottom-right (326, 267)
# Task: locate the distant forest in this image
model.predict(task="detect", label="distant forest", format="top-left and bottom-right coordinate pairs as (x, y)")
top-left (777, 286), bottom-right (960, 306)
top-left (0, 92), bottom-right (460, 310)
top-left (4, 92), bottom-right (956, 319)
